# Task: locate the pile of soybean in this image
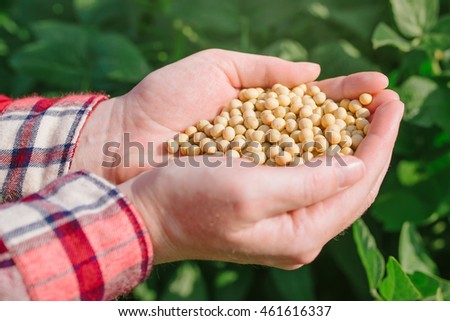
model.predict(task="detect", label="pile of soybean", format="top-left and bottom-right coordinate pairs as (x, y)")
top-left (166, 84), bottom-right (372, 166)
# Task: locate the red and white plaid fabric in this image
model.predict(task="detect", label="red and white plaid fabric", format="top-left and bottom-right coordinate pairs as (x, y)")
top-left (0, 95), bottom-right (153, 300)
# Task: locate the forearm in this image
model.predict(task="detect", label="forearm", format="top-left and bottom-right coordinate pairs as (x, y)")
top-left (0, 171), bottom-right (153, 300)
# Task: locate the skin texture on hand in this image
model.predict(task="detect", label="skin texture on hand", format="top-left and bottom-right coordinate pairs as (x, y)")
top-left (72, 49), bottom-right (389, 184)
top-left (73, 48), bottom-right (403, 268)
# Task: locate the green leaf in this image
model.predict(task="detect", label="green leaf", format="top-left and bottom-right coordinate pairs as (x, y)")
top-left (372, 22), bottom-right (411, 51)
top-left (421, 15), bottom-right (450, 51)
top-left (390, 0), bottom-right (439, 38)
top-left (396, 160), bottom-right (428, 187)
top-left (262, 39), bottom-right (308, 62)
top-left (399, 76), bottom-right (438, 123)
top-left (352, 219), bottom-right (385, 291)
top-left (10, 21), bottom-right (150, 91)
top-left (409, 272), bottom-right (450, 300)
top-left (399, 222), bottom-right (439, 275)
top-left (371, 189), bottom-right (432, 231)
top-left (428, 88), bottom-right (450, 137)
top-left (74, 0), bottom-right (139, 35)
top-left (310, 40), bottom-right (378, 79)
top-left (269, 266), bottom-right (315, 300)
top-left (161, 262), bottom-right (208, 300)
top-left (379, 257), bottom-right (422, 300)
top-left (132, 276), bottom-right (158, 301)
top-left (211, 263), bottom-right (253, 300)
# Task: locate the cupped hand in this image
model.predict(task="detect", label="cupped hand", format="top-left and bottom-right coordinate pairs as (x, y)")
top-left (71, 49), bottom-right (388, 184)
top-left (117, 80), bottom-right (403, 268)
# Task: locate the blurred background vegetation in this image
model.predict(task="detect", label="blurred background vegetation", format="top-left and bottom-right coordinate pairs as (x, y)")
top-left (1, 0), bottom-right (449, 300)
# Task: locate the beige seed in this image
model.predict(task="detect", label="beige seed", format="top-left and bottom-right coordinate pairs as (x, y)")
top-left (299, 128), bottom-right (314, 142)
top-left (290, 130), bottom-right (301, 143)
top-left (265, 97), bottom-right (279, 110)
top-left (356, 108), bottom-right (370, 119)
top-left (275, 151), bottom-right (293, 166)
top-left (290, 101), bottom-right (303, 114)
top-left (340, 98), bottom-right (350, 109)
top-left (334, 107), bottom-right (347, 120)
top-left (302, 151), bottom-right (314, 162)
top-left (271, 118), bottom-right (286, 131)
top-left (268, 144), bottom-right (282, 159)
top-left (186, 145), bottom-right (201, 156)
top-left (326, 145), bottom-right (341, 156)
top-left (303, 139), bottom-right (315, 152)
top-left (314, 135), bottom-right (328, 153)
top-left (220, 111), bottom-right (230, 120)
top-left (196, 119), bottom-right (210, 131)
top-left (185, 126), bottom-right (198, 137)
top-left (193, 132), bottom-right (207, 143)
top-left (229, 98), bottom-right (243, 109)
top-left (284, 112), bottom-right (296, 121)
top-left (313, 107), bottom-right (324, 117)
top-left (203, 141), bottom-right (217, 154)
top-left (244, 88), bottom-right (259, 100)
top-left (217, 139), bottom-right (230, 152)
top-left (285, 119), bottom-right (298, 133)
top-left (255, 100), bottom-right (266, 111)
top-left (203, 124), bottom-right (214, 137)
top-left (324, 102), bottom-right (338, 114)
top-left (165, 139), bottom-right (179, 154)
top-left (251, 130), bottom-right (265, 143)
top-left (335, 119), bottom-right (347, 130)
top-left (226, 149), bottom-right (240, 158)
top-left (300, 105), bottom-right (313, 118)
top-left (210, 124), bottom-right (225, 138)
top-left (340, 147), bottom-right (354, 155)
top-left (355, 118), bottom-right (369, 130)
top-left (312, 126), bottom-right (322, 136)
top-left (234, 124), bottom-right (246, 135)
top-left (222, 126), bottom-right (236, 141)
top-left (325, 130), bottom-right (341, 145)
top-left (359, 93), bottom-right (373, 106)
top-left (214, 116), bottom-right (228, 126)
top-left (313, 92), bottom-right (327, 105)
top-left (258, 125), bottom-right (271, 133)
top-left (285, 143), bottom-right (300, 156)
top-left (321, 114), bottom-right (335, 127)
top-left (352, 134), bottom-right (364, 149)
top-left (309, 114), bottom-right (321, 126)
top-left (244, 116), bottom-right (259, 130)
top-left (246, 141), bottom-right (262, 153)
top-left (242, 109), bottom-right (256, 119)
top-left (199, 137), bottom-right (213, 150)
top-left (179, 142), bottom-right (191, 156)
top-left (277, 94), bottom-right (291, 107)
top-left (364, 123), bottom-right (370, 135)
top-left (245, 128), bottom-right (255, 140)
top-left (266, 129), bottom-right (281, 143)
top-left (307, 85), bottom-right (321, 96)
top-left (292, 86), bottom-right (304, 97)
top-left (348, 100), bottom-right (362, 113)
top-left (175, 133), bottom-right (189, 143)
top-left (241, 101), bottom-right (255, 112)
top-left (352, 130), bottom-right (364, 137)
top-left (345, 115), bottom-right (356, 126)
top-left (230, 108), bottom-right (242, 117)
top-left (339, 135), bottom-right (352, 148)
top-left (229, 115), bottom-right (244, 127)
top-left (230, 138), bottom-right (246, 151)
top-left (273, 106), bottom-right (287, 118)
top-left (298, 117), bottom-right (313, 129)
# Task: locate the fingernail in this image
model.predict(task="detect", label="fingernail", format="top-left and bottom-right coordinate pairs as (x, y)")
top-left (336, 157), bottom-right (365, 188)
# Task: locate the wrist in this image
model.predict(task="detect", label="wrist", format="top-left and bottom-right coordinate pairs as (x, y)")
top-left (71, 97), bottom-right (124, 183)
top-left (117, 171), bottom-right (178, 265)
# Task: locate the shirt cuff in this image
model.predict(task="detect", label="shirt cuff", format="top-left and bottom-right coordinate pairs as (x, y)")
top-left (0, 171), bottom-right (153, 300)
top-left (0, 94), bottom-right (108, 202)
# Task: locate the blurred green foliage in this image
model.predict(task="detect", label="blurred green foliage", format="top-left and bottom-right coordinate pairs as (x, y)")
top-left (1, 0), bottom-right (449, 300)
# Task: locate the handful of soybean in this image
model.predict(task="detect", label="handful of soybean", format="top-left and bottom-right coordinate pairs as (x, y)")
top-left (166, 83), bottom-right (372, 166)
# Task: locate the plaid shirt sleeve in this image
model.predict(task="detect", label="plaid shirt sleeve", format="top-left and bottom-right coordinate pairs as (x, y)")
top-left (0, 95), bottom-right (153, 300)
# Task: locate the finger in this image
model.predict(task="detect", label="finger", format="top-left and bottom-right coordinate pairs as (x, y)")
top-left (367, 89), bottom-right (400, 114)
top-left (312, 72), bottom-right (389, 101)
top-left (237, 155), bottom-right (365, 216)
top-left (296, 100), bottom-right (404, 244)
top-left (209, 49), bottom-right (321, 88)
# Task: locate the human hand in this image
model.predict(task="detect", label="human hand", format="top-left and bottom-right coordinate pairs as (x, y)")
top-left (71, 49), bottom-right (388, 184)
top-left (117, 81), bottom-right (403, 268)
